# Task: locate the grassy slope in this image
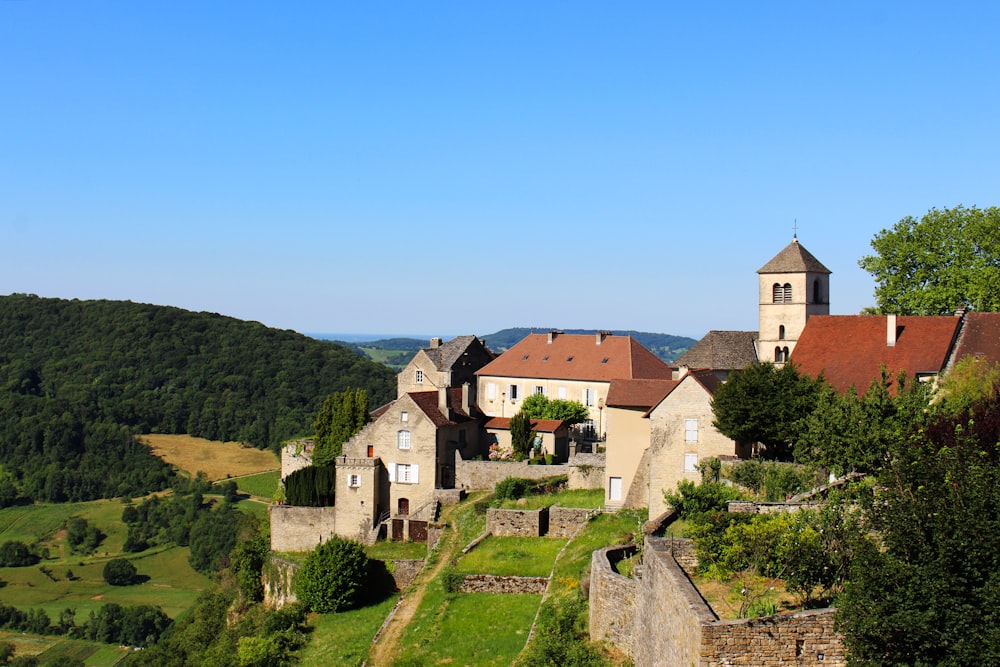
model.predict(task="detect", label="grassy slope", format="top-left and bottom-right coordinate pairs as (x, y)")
top-left (143, 434), bottom-right (279, 481)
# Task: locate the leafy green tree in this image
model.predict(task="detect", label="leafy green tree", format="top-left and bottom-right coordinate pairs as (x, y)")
top-left (296, 536), bottom-right (369, 613)
top-left (795, 369), bottom-right (931, 475)
top-left (836, 394), bottom-right (1000, 665)
top-left (509, 411), bottom-right (535, 462)
top-left (859, 205), bottom-right (1000, 315)
top-left (932, 354), bottom-right (1000, 417)
top-left (0, 541), bottom-right (37, 567)
top-left (711, 362), bottom-right (821, 460)
top-left (312, 388), bottom-right (370, 466)
top-left (102, 558), bottom-right (139, 586)
top-left (232, 534), bottom-right (269, 604)
top-left (519, 393), bottom-right (590, 425)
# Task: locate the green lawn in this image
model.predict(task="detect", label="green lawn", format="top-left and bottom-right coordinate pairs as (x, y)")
top-left (456, 536), bottom-right (566, 576)
top-left (365, 541), bottom-right (427, 561)
top-left (297, 595), bottom-right (399, 667)
top-left (235, 470), bottom-right (280, 499)
top-left (498, 487), bottom-right (605, 510)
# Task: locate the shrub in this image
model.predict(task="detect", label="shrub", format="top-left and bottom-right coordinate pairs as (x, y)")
top-left (664, 480), bottom-right (745, 520)
top-left (296, 536), bottom-right (369, 613)
top-left (494, 477), bottom-right (533, 502)
top-left (103, 558), bottom-right (140, 586)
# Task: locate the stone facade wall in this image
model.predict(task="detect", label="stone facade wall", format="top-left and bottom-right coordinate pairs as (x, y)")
top-left (567, 459), bottom-right (605, 490)
top-left (269, 505), bottom-right (337, 552)
top-left (548, 506), bottom-right (595, 538)
top-left (590, 535), bottom-right (847, 667)
top-left (486, 507), bottom-right (548, 537)
top-left (588, 545), bottom-right (639, 654)
top-left (667, 537), bottom-right (699, 577)
top-left (459, 574), bottom-right (549, 594)
top-left (281, 439), bottom-right (314, 480)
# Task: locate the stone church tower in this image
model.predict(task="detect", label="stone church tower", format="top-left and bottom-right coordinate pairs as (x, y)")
top-left (757, 236), bottom-right (831, 365)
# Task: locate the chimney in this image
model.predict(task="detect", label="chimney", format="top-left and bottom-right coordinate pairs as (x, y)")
top-left (462, 383), bottom-right (470, 414)
top-left (596, 331), bottom-right (611, 345)
top-left (886, 314), bottom-right (897, 347)
top-left (438, 386), bottom-right (448, 413)
top-left (547, 331), bottom-right (557, 344)
top-left (430, 337), bottom-right (442, 348)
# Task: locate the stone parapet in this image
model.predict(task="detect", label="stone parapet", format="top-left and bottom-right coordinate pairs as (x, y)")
top-left (588, 545), bottom-right (638, 654)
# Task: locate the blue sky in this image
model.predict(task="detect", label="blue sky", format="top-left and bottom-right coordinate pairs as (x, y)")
top-left (3, 2), bottom-right (998, 339)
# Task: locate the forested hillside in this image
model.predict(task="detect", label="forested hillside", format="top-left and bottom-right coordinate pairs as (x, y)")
top-left (0, 294), bottom-right (397, 506)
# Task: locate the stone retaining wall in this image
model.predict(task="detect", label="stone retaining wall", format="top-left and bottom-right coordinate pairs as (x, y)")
top-left (459, 574), bottom-right (549, 594)
top-left (456, 461), bottom-right (569, 490)
top-left (269, 505), bottom-right (337, 552)
top-left (389, 559), bottom-right (425, 592)
top-left (486, 507), bottom-right (548, 537)
top-left (549, 507), bottom-right (595, 538)
top-left (727, 500), bottom-right (820, 514)
top-left (590, 536), bottom-right (847, 666)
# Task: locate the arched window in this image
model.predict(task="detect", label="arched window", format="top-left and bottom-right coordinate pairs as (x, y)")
top-left (775, 346), bottom-right (782, 362)
top-left (397, 430), bottom-right (411, 450)
top-left (813, 279), bottom-right (821, 304)
top-left (782, 283), bottom-right (792, 303)
top-left (782, 346), bottom-right (790, 362)
top-left (778, 325), bottom-right (786, 340)
top-left (772, 283), bottom-right (783, 303)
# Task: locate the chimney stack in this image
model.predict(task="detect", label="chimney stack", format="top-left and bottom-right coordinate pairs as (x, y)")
top-left (438, 386), bottom-right (448, 413)
top-left (547, 331), bottom-right (556, 344)
top-left (596, 331), bottom-right (611, 345)
top-left (887, 314), bottom-right (897, 347)
top-left (462, 383), bottom-right (470, 414)
top-left (430, 337), bottom-right (442, 348)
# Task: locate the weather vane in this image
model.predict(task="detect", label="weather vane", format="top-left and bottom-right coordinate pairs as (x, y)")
top-left (793, 219), bottom-right (798, 241)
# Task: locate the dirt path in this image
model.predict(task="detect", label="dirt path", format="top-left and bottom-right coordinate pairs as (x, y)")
top-left (366, 504), bottom-right (465, 667)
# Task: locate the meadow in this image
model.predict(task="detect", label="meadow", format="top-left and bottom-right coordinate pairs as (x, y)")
top-left (142, 433), bottom-right (279, 480)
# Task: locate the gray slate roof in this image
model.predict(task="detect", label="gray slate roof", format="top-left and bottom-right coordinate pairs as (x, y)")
top-left (757, 238), bottom-right (831, 274)
top-left (673, 330), bottom-right (759, 371)
top-left (424, 335), bottom-right (481, 371)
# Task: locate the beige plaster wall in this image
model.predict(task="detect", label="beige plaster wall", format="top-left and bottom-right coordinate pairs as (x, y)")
top-left (477, 375), bottom-right (609, 429)
top-left (397, 350), bottom-right (451, 396)
top-left (603, 405), bottom-right (650, 510)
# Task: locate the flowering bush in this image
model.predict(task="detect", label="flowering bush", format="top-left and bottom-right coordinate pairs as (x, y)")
top-left (488, 442), bottom-right (514, 461)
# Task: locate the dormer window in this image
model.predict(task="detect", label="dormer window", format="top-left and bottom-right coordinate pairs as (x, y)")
top-left (542, 355), bottom-right (549, 361)
top-left (522, 355), bottom-right (530, 361)
top-left (601, 357), bottom-right (609, 364)
top-left (566, 356), bottom-right (574, 362)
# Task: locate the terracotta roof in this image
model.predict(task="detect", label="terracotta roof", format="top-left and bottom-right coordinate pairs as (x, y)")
top-left (476, 333), bottom-right (672, 382)
top-left (423, 335), bottom-right (494, 371)
top-left (606, 379), bottom-right (677, 409)
top-left (757, 238), bottom-right (831, 274)
top-left (484, 417), bottom-right (566, 432)
top-left (407, 389), bottom-right (480, 427)
top-left (791, 315), bottom-right (961, 394)
top-left (949, 312), bottom-right (1000, 368)
top-left (673, 331), bottom-right (759, 371)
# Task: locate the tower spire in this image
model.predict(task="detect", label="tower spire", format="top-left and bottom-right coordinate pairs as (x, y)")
top-left (793, 218), bottom-right (798, 242)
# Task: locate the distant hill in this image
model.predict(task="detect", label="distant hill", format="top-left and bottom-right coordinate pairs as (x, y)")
top-left (326, 328), bottom-right (698, 367)
top-left (0, 294), bottom-right (397, 506)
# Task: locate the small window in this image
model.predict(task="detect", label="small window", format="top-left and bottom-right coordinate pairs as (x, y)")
top-left (534, 386), bottom-right (545, 395)
top-left (397, 430), bottom-right (411, 450)
top-left (509, 384), bottom-right (519, 401)
top-left (401, 411), bottom-right (408, 422)
top-left (684, 453), bottom-right (699, 473)
top-left (543, 355), bottom-right (549, 361)
top-left (558, 387), bottom-right (567, 399)
top-left (775, 346), bottom-right (783, 362)
top-left (566, 356), bottom-right (574, 362)
top-left (778, 325), bottom-right (785, 340)
top-left (783, 283), bottom-right (792, 303)
top-left (522, 354), bottom-right (529, 361)
top-left (782, 346), bottom-right (790, 362)
top-left (583, 388), bottom-right (595, 407)
top-left (772, 283), bottom-right (783, 303)
top-left (813, 278), bottom-right (821, 304)
top-left (415, 370), bottom-right (423, 384)
top-left (487, 382), bottom-right (497, 399)
top-left (396, 463), bottom-right (418, 484)
top-left (348, 474), bottom-right (361, 488)
top-left (601, 357), bottom-right (609, 364)
top-left (685, 418), bottom-right (698, 443)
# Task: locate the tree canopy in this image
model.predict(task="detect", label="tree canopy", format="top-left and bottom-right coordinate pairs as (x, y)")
top-left (859, 205), bottom-right (1000, 315)
top-left (311, 388), bottom-right (370, 466)
top-left (295, 536), bottom-right (370, 613)
top-left (519, 393), bottom-right (590, 425)
top-left (711, 362), bottom-right (821, 460)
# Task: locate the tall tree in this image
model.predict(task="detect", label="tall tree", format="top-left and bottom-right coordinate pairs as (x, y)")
top-left (711, 362), bottom-right (821, 460)
top-left (859, 205), bottom-right (1000, 315)
top-left (509, 411), bottom-right (536, 462)
top-left (312, 388), bottom-right (369, 466)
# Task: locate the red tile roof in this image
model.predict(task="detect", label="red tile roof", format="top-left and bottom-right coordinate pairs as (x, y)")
top-left (791, 315), bottom-right (961, 394)
top-left (408, 389), bottom-right (479, 427)
top-left (606, 379), bottom-right (677, 409)
top-left (476, 333), bottom-right (673, 382)
top-left (950, 312), bottom-right (1000, 368)
top-left (484, 417), bottom-right (566, 433)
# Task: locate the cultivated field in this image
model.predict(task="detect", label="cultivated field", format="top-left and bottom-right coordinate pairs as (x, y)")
top-left (142, 434), bottom-right (279, 481)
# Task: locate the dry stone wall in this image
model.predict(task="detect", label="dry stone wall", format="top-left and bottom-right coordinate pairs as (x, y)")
top-left (548, 507), bottom-right (595, 537)
top-left (486, 507), bottom-right (547, 537)
top-left (588, 545), bottom-right (639, 653)
top-left (456, 461), bottom-right (568, 490)
top-left (459, 574), bottom-right (548, 594)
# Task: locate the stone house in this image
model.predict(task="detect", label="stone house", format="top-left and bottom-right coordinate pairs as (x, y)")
top-left (475, 331), bottom-right (674, 439)
top-left (397, 335), bottom-right (495, 397)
